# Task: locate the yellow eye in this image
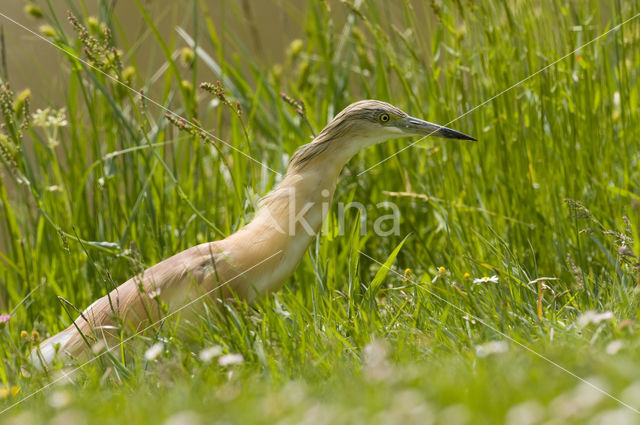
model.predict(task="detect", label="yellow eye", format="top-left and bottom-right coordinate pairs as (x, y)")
top-left (379, 113), bottom-right (390, 123)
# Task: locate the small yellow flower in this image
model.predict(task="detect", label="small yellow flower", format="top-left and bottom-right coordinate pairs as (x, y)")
top-left (39, 25), bottom-right (57, 39)
top-left (13, 89), bottom-right (31, 116)
top-left (24, 4), bottom-right (43, 19)
top-left (431, 266), bottom-right (447, 283)
top-left (403, 268), bottom-right (412, 280)
top-left (180, 47), bottom-right (195, 67)
top-left (0, 386), bottom-right (20, 399)
top-left (287, 39), bottom-right (304, 58)
top-left (87, 16), bottom-right (100, 33)
top-left (271, 64), bottom-right (283, 80)
top-left (463, 272), bottom-right (470, 279)
top-left (123, 66), bottom-right (136, 84)
top-left (31, 330), bottom-right (40, 341)
top-left (181, 80), bottom-right (194, 93)
top-left (20, 330), bottom-right (28, 339)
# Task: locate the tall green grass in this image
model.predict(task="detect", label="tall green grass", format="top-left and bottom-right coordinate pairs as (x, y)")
top-left (1, 0), bottom-right (639, 423)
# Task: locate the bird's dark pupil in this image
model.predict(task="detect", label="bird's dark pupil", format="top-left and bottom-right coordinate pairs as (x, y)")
top-left (381, 114), bottom-right (389, 122)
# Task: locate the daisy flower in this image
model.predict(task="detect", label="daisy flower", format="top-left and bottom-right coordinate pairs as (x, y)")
top-left (431, 266), bottom-right (448, 283)
top-left (473, 275), bottom-right (499, 284)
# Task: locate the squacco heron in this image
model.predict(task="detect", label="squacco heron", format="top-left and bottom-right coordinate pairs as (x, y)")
top-left (33, 100), bottom-right (475, 368)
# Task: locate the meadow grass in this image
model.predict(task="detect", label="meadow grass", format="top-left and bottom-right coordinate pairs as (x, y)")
top-left (0, 0), bottom-right (639, 423)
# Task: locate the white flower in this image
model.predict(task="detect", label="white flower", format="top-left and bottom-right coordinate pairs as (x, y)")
top-left (473, 275), bottom-right (499, 284)
top-left (47, 109), bottom-right (68, 127)
top-left (144, 342), bottom-right (164, 361)
top-left (32, 107), bottom-right (68, 128)
top-left (218, 353), bottom-right (243, 366)
top-left (475, 340), bottom-right (509, 357)
top-left (199, 346), bottom-right (223, 363)
top-left (505, 401), bottom-right (545, 425)
top-left (48, 390), bottom-right (71, 409)
top-left (613, 91), bottom-right (620, 107)
top-left (32, 108), bottom-right (50, 127)
top-left (606, 340), bottom-right (624, 355)
top-left (363, 340), bottom-right (392, 382)
top-left (577, 310), bottom-right (614, 328)
top-left (163, 411), bottom-right (202, 425)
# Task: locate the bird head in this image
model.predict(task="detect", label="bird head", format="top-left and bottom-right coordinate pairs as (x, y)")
top-left (289, 100), bottom-right (475, 171)
top-left (323, 99), bottom-right (475, 142)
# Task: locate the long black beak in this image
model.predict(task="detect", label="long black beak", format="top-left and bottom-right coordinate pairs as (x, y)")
top-left (397, 116), bottom-right (477, 141)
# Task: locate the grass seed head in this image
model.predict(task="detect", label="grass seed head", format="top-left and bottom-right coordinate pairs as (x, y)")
top-left (24, 3), bottom-right (43, 19)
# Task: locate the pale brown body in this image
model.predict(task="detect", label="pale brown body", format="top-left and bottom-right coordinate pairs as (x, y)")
top-left (34, 141), bottom-right (343, 367)
top-left (33, 100), bottom-right (474, 368)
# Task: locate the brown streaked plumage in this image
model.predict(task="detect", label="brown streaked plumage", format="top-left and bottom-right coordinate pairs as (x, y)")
top-left (32, 100), bottom-right (475, 369)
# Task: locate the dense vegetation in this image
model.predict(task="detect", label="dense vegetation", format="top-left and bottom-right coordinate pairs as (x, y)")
top-left (1, 1), bottom-right (639, 423)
